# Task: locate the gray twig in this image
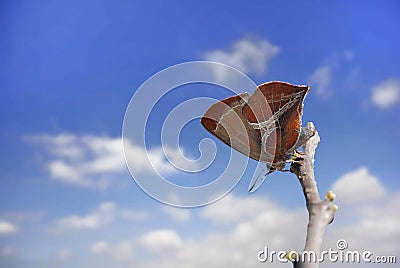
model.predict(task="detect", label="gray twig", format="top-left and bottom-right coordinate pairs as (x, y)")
top-left (289, 122), bottom-right (337, 268)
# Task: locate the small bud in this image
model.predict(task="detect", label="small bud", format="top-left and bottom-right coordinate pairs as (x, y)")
top-left (326, 190), bottom-right (336, 202)
top-left (333, 205), bottom-right (339, 212)
top-left (285, 251), bottom-right (298, 262)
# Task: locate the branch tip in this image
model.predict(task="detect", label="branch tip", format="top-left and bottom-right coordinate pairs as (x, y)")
top-left (332, 204), bottom-right (339, 212)
top-left (285, 251), bottom-right (298, 262)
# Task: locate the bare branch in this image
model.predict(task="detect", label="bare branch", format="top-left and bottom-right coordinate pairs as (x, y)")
top-left (290, 122), bottom-right (337, 268)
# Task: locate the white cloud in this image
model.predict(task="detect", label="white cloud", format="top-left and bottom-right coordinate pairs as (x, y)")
top-left (118, 210), bottom-right (150, 221)
top-left (331, 167), bottom-right (386, 204)
top-left (161, 206), bottom-right (191, 222)
top-left (26, 134), bottom-right (125, 189)
top-left (0, 246), bottom-right (15, 257)
top-left (124, 143), bottom-right (198, 175)
top-left (26, 133), bottom-right (193, 189)
top-left (109, 242), bottom-right (134, 262)
top-left (90, 241), bottom-right (109, 254)
top-left (90, 241), bottom-right (134, 262)
top-left (200, 194), bottom-right (279, 225)
top-left (322, 197), bottom-right (400, 267)
top-left (0, 221), bottom-right (17, 235)
top-left (56, 215), bottom-right (103, 230)
top-left (355, 194), bottom-right (400, 244)
top-left (47, 160), bottom-right (84, 185)
top-left (204, 38), bottom-right (279, 82)
top-left (131, 168), bottom-right (397, 268)
top-left (309, 65), bottom-right (331, 97)
top-left (55, 202), bottom-right (115, 231)
top-left (27, 134), bottom-right (85, 159)
top-left (136, 195), bottom-right (307, 268)
top-left (53, 201), bottom-right (148, 233)
top-left (309, 50), bottom-right (354, 98)
top-left (9, 168), bottom-right (398, 268)
top-left (139, 229), bottom-right (182, 251)
top-left (56, 248), bottom-right (71, 261)
top-left (371, 78), bottom-right (400, 109)
top-left (343, 50), bottom-right (354, 61)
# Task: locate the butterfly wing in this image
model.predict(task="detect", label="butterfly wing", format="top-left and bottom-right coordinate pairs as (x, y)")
top-left (248, 165), bottom-right (275, 193)
top-left (242, 86), bottom-right (277, 164)
top-left (201, 93), bottom-right (265, 162)
top-left (244, 82), bottom-right (310, 165)
top-left (201, 81), bottom-right (310, 193)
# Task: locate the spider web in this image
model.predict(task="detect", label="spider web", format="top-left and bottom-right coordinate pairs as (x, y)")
top-left (248, 90), bottom-right (304, 163)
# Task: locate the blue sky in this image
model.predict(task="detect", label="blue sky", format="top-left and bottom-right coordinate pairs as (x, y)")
top-left (1, 1), bottom-right (399, 267)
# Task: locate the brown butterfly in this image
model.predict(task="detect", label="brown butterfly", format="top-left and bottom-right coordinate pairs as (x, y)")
top-left (201, 81), bottom-right (310, 192)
